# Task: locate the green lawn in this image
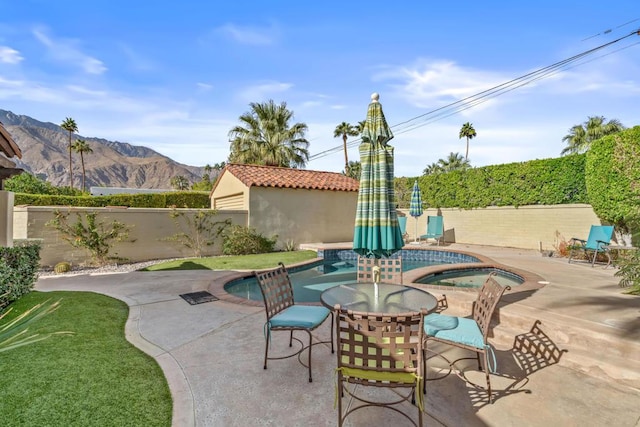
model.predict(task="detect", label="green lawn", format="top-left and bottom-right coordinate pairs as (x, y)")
top-left (141, 250), bottom-right (319, 271)
top-left (0, 291), bottom-right (172, 427)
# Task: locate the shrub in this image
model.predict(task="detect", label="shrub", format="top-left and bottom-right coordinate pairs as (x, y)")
top-left (14, 191), bottom-right (210, 208)
top-left (0, 242), bottom-right (41, 308)
top-left (222, 225), bottom-right (277, 255)
top-left (46, 210), bottom-right (132, 266)
top-left (163, 209), bottom-right (231, 257)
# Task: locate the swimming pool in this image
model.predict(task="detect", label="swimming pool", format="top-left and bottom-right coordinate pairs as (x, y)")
top-left (415, 267), bottom-right (524, 288)
top-left (224, 248), bottom-right (482, 303)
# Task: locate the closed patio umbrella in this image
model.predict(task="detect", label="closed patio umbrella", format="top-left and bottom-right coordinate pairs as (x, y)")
top-left (409, 180), bottom-right (423, 243)
top-left (353, 93), bottom-right (404, 267)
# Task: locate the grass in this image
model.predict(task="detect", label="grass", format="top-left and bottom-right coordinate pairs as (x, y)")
top-left (141, 250), bottom-right (319, 271)
top-left (0, 291), bottom-right (172, 427)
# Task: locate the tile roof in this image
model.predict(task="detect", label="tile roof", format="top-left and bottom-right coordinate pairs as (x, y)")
top-left (0, 122), bottom-right (21, 159)
top-left (221, 163), bottom-right (359, 192)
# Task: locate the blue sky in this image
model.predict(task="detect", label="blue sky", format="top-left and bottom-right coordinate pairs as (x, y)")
top-left (1, 1), bottom-right (639, 177)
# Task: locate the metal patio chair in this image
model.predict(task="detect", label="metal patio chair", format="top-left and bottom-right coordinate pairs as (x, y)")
top-left (335, 305), bottom-right (427, 427)
top-left (568, 225), bottom-right (615, 267)
top-left (254, 262), bottom-right (334, 382)
top-left (422, 273), bottom-right (510, 403)
top-left (356, 256), bottom-right (403, 284)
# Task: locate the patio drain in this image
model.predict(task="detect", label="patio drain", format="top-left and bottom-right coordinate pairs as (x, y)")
top-left (179, 291), bottom-right (219, 305)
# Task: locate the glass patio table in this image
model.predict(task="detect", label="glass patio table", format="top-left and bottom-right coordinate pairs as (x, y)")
top-left (320, 282), bottom-right (437, 314)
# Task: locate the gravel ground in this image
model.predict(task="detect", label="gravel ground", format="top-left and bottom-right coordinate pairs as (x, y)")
top-left (38, 259), bottom-right (184, 277)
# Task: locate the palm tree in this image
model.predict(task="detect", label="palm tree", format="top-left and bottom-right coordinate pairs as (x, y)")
top-left (228, 100), bottom-right (310, 168)
top-left (344, 160), bottom-right (361, 180)
top-left (423, 162), bottom-right (441, 175)
top-left (438, 152), bottom-right (471, 173)
top-left (459, 122), bottom-right (477, 161)
top-left (561, 116), bottom-right (625, 155)
top-left (170, 175), bottom-right (190, 190)
top-left (356, 120), bottom-right (366, 134)
top-left (72, 139), bottom-right (93, 192)
top-left (60, 117), bottom-right (78, 189)
top-left (334, 122), bottom-right (359, 174)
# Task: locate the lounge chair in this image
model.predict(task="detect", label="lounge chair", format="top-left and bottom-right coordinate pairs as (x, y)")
top-left (422, 273), bottom-right (510, 403)
top-left (335, 306), bottom-right (427, 427)
top-left (568, 225), bottom-right (614, 267)
top-left (419, 216), bottom-right (444, 245)
top-left (254, 262), bottom-right (334, 382)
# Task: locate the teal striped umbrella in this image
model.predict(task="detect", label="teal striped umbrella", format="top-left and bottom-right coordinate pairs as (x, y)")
top-left (409, 180), bottom-right (423, 243)
top-left (353, 93), bottom-right (404, 258)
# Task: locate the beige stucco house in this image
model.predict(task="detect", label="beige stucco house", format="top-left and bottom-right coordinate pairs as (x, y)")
top-left (210, 164), bottom-right (359, 248)
top-left (1, 122), bottom-right (23, 247)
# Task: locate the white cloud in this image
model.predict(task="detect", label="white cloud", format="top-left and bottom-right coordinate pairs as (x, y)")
top-left (32, 27), bottom-right (107, 75)
top-left (216, 23), bottom-right (278, 46)
top-left (197, 82), bottom-right (213, 91)
top-left (236, 81), bottom-right (293, 102)
top-left (0, 46), bottom-right (23, 64)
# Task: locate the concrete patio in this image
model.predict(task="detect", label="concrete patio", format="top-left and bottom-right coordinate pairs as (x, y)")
top-left (35, 244), bottom-right (640, 426)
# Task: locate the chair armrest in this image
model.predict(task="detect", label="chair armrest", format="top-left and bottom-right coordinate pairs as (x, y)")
top-left (568, 237), bottom-right (586, 244)
top-left (596, 240), bottom-right (610, 250)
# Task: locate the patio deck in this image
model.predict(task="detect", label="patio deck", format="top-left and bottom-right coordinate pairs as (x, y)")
top-left (35, 244), bottom-right (640, 426)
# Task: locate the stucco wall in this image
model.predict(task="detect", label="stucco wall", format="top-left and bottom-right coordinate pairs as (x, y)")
top-left (13, 206), bottom-right (247, 267)
top-left (399, 204), bottom-right (601, 250)
top-left (249, 187), bottom-right (358, 248)
top-left (210, 173), bottom-right (249, 210)
top-left (0, 191), bottom-right (14, 247)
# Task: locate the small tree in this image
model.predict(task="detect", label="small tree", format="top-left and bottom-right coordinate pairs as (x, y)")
top-left (46, 210), bottom-right (132, 266)
top-left (170, 175), bottom-right (190, 190)
top-left (163, 209), bottom-right (230, 257)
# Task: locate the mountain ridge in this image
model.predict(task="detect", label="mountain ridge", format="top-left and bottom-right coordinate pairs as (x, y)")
top-left (0, 109), bottom-right (211, 189)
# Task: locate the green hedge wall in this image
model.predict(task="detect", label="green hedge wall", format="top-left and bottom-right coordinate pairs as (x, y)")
top-left (399, 154), bottom-right (588, 209)
top-left (0, 242), bottom-right (41, 308)
top-left (585, 126), bottom-right (640, 230)
top-left (13, 191), bottom-right (211, 209)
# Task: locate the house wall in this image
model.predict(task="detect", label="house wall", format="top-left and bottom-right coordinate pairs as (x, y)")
top-left (0, 191), bottom-right (14, 247)
top-left (249, 187), bottom-right (358, 248)
top-left (210, 174), bottom-right (249, 210)
top-left (399, 204), bottom-right (601, 250)
top-left (13, 206), bottom-right (247, 266)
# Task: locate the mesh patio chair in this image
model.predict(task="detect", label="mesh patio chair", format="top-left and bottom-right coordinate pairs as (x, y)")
top-left (568, 225), bottom-right (614, 267)
top-left (419, 216), bottom-right (444, 245)
top-left (422, 273), bottom-right (510, 403)
top-left (398, 216), bottom-right (409, 243)
top-left (356, 256), bottom-right (403, 284)
top-left (335, 305), bottom-right (427, 427)
top-left (254, 262), bottom-right (334, 382)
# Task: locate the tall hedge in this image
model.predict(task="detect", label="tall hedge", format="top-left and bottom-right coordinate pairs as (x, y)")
top-left (585, 126), bottom-right (640, 230)
top-left (13, 191), bottom-right (210, 209)
top-left (401, 154), bottom-right (588, 209)
top-left (0, 242), bottom-right (41, 308)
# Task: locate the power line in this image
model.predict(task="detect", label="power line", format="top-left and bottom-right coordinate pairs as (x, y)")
top-left (309, 28), bottom-right (640, 162)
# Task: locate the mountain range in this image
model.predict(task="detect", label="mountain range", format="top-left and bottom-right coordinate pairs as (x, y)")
top-left (0, 109), bottom-right (209, 189)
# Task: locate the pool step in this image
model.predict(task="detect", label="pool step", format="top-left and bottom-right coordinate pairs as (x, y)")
top-left (434, 290), bottom-right (640, 391)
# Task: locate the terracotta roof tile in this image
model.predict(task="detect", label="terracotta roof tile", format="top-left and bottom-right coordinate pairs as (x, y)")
top-left (223, 163), bottom-right (359, 192)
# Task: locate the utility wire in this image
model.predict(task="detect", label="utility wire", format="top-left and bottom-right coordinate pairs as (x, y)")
top-left (309, 28), bottom-right (640, 162)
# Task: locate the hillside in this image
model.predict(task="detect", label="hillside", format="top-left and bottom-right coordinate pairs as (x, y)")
top-left (0, 109), bottom-right (209, 189)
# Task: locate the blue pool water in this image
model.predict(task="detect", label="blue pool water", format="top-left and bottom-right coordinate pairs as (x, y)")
top-left (224, 248), bottom-right (482, 303)
top-left (415, 267), bottom-right (524, 288)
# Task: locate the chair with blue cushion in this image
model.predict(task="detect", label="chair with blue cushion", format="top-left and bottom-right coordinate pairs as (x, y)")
top-left (255, 262), bottom-right (334, 382)
top-left (335, 306), bottom-right (427, 427)
top-left (419, 216), bottom-right (444, 245)
top-left (568, 225), bottom-right (614, 267)
top-left (422, 273), bottom-right (510, 403)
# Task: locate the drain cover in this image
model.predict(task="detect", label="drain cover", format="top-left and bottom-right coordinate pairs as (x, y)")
top-left (179, 291), bottom-right (219, 305)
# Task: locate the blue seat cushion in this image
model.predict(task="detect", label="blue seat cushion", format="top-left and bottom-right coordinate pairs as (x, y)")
top-left (269, 305), bottom-right (330, 329)
top-left (424, 313), bottom-right (485, 349)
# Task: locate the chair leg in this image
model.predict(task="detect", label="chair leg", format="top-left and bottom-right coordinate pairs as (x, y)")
top-left (476, 352), bottom-right (482, 370)
top-left (263, 329), bottom-right (270, 370)
top-left (306, 330), bottom-right (313, 383)
top-left (483, 350), bottom-right (493, 404)
top-left (422, 340), bottom-right (427, 395)
top-left (289, 330), bottom-right (294, 347)
top-left (337, 375), bottom-right (344, 427)
top-left (330, 312), bottom-right (335, 354)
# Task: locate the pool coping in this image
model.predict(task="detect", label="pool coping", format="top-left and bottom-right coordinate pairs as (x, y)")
top-left (209, 247), bottom-right (546, 306)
